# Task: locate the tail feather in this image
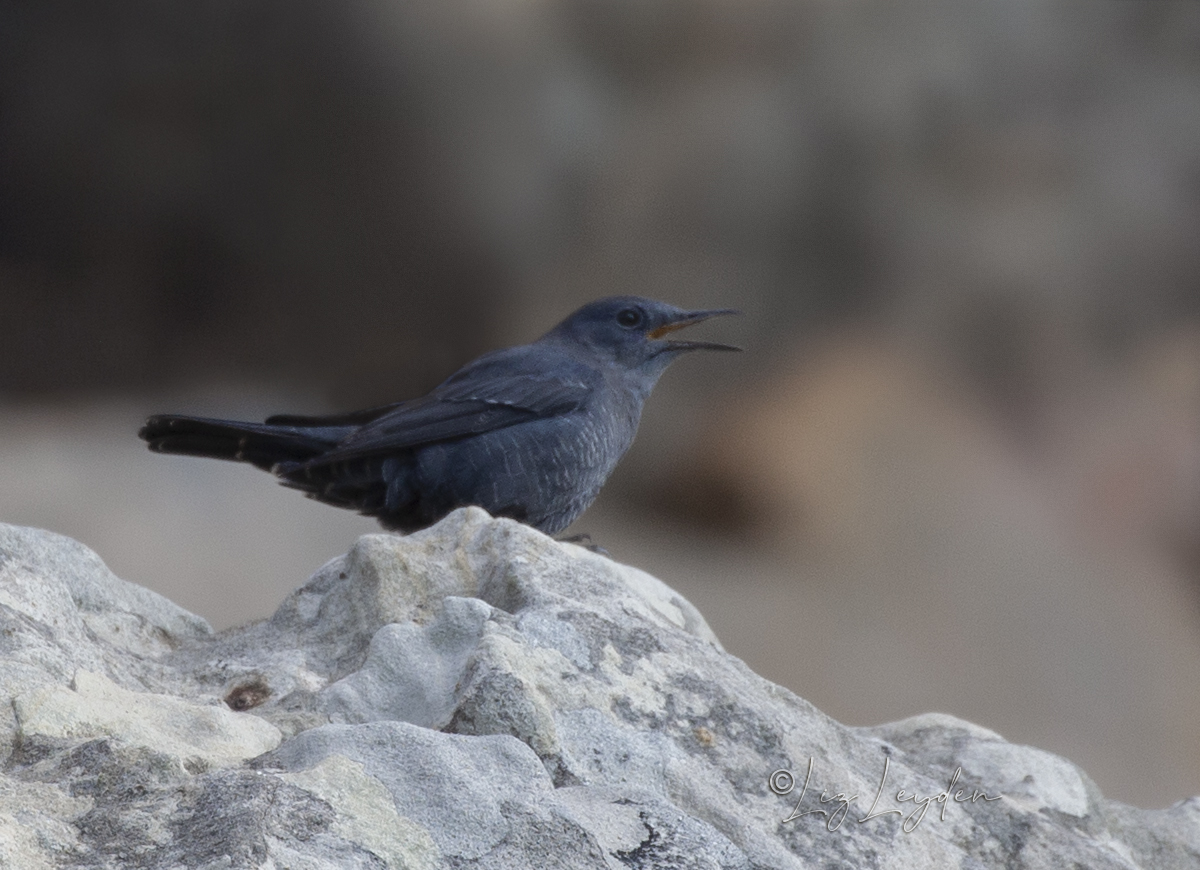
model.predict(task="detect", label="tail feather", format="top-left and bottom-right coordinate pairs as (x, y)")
top-left (139, 415), bottom-right (351, 472)
top-left (274, 454), bottom-right (398, 515)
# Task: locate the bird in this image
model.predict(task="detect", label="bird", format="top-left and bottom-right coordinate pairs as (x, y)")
top-left (139, 296), bottom-right (739, 535)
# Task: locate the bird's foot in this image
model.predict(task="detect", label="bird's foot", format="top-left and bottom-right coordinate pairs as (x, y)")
top-left (556, 533), bottom-right (611, 557)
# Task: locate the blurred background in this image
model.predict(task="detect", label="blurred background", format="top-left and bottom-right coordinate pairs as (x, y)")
top-left (2, 0), bottom-right (1199, 808)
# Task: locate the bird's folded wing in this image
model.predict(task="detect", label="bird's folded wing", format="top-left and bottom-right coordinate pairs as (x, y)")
top-left (304, 371), bottom-right (594, 463)
top-left (264, 404), bottom-right (403, 427)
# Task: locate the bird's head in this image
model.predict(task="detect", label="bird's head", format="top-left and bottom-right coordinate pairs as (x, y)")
top-left (543, 296), bottom-right (740, 382)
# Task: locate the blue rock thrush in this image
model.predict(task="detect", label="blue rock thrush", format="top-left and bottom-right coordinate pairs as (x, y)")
top-left (139, 297), bottom-right (739, 534)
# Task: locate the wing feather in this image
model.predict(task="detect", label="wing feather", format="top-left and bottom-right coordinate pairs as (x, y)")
top-left (264, 404), bottom-right (402, 427)
top-left (305, 350), bottom-right (596, 464)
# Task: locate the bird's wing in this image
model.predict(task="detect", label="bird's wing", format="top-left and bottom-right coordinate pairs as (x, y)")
top-left (307, 351), bottom-right (596, 463)
top-left (264, 404), bottom-right (403, 427)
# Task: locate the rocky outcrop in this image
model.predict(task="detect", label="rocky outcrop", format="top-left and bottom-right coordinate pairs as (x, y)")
top-left (0, 509), bottom-right (1195, 868)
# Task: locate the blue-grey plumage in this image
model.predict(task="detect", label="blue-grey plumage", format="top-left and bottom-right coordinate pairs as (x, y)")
top-left (139, 297), bottom-right (739, 534)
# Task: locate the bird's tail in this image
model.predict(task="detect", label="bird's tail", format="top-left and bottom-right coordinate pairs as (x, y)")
top-left (139, 415), bottom-right (351, 471)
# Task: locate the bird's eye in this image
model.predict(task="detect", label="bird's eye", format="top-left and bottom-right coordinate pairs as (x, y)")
top-left (617, 308), bottom-right (643, 328)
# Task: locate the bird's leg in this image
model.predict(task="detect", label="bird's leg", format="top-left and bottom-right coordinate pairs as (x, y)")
top-left (556, 533), bottom-right (610, 557)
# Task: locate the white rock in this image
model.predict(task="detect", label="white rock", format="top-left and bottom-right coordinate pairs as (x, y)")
top-left (279, 754), bottom-right (441, 870)
top-left (0, 511), bottom-right (1196, 869)
top-left (15, 670), bottom-right (282, 772)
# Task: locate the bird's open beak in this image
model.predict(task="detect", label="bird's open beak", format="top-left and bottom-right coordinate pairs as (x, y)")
top-left (648, 308), bottom-right (741, 352)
